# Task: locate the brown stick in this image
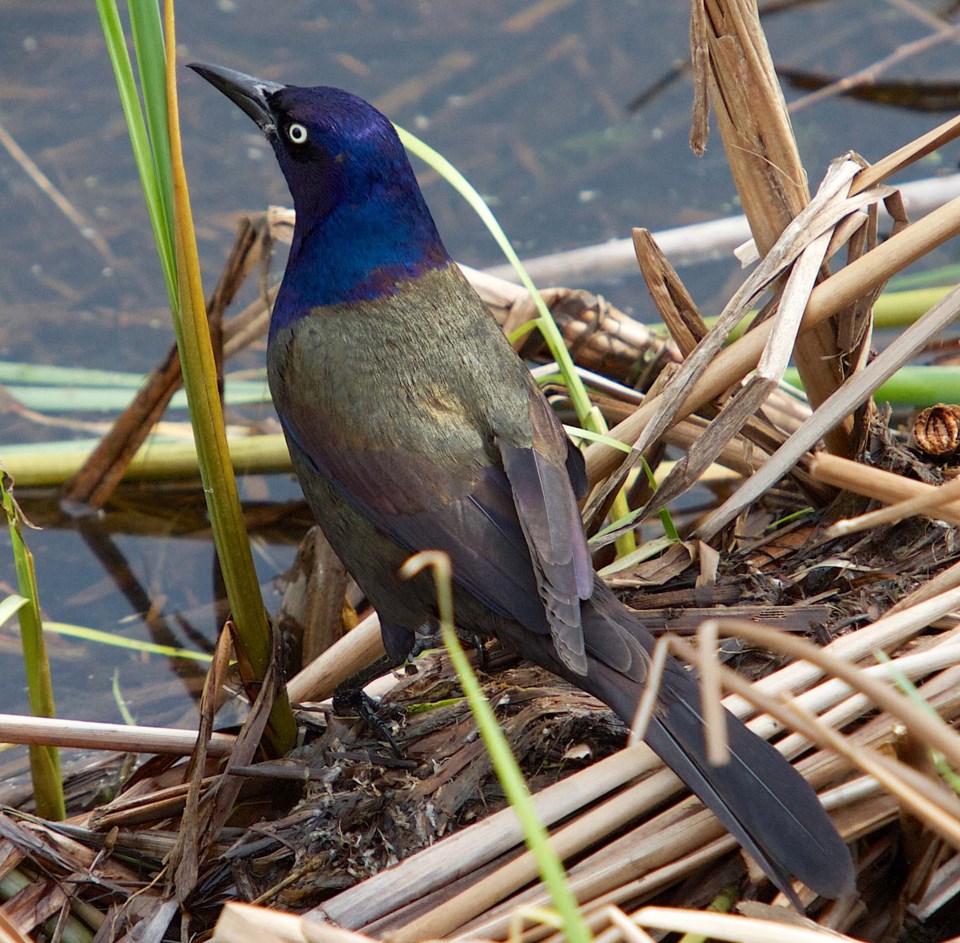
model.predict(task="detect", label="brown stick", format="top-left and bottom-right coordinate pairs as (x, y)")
top-left (808, 451), bottom-right (960, 526)
top-left (584, 191), bottom-right (960, 484)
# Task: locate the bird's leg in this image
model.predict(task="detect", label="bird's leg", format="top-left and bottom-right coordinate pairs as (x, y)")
top-left (407, 622), bottom-right (490, 669)
top-left (407, 622), bottom-right (442, 658)
top-left (331, 618), bottom-right (490, 753)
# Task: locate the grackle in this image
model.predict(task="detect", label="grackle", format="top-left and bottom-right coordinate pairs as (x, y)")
top-left (190, 62), bottom-right (855, 905)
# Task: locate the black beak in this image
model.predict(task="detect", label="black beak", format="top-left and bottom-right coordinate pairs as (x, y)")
top-left (188, 62), bottom-right (285, 133)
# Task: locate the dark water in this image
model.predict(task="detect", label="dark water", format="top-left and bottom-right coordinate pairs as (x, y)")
top-left (0, 0), bottom-right (958, 737)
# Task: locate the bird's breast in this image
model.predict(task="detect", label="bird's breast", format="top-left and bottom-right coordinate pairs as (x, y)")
top-left (267, 265), bottom-right (536, 461)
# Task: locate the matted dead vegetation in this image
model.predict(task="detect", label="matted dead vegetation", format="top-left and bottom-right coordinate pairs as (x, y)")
top-left (6, 1), bottom-right (960, 942)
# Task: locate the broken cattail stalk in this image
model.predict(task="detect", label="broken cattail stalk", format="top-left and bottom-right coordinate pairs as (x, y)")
top-left (584, 192), bottom-right (960, 487)
top-left (827, 470), bottom-right (960, 538)
top-left (809, 452), bottom-right (960, 527)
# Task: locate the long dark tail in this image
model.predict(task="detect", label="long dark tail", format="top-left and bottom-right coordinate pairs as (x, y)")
top-left (572, 584), bottom-right (856, 903)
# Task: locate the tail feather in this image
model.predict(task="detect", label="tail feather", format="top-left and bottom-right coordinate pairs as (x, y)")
top-left (574, 587), bottom-right (856, 902)
top-left (642, 662), bottom-right (855, 903)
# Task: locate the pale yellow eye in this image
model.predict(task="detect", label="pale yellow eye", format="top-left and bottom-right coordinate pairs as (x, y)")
top-left (287, 122), bottom-right (308, 144)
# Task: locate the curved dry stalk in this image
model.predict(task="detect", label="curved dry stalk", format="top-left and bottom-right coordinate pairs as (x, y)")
top-left (666, 624), bottom-right (960, 850)
top-left (826, 470), bottom-right (960, 537)
top-left (629, 905), bottom-right (863, 942)
top-left (696, 618), bottom-right (960, 771)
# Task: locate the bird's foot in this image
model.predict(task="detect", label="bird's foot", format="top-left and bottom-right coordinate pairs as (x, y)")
top-left (332, 685), bottom-right (402, 756)
top-left (408, 625), bottom-right (489, 669)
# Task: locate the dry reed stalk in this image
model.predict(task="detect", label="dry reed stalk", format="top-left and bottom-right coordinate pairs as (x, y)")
top-left (771, 645), bottom-right (960, 763)
top-left (626, 905), bottom-right (864, 942)
top-left (889, 557), bottom-right (960, 614)
top-left (684, 637), bottom-right (960, 848)
top-left (720, 583), bottom-right (960, 718)
top-left (214, 902), bottom-right (377, 943)
top-left (631, 228), bottom-right (708, 358)
top-left (265, 896), bottom-right (869, 943)
top-left (632, 229), bottom-right (828, 502)
top-left (695, 282), bottom-right (960, 538)
top-left (0, 714), bottom-right (235, 757)
top-left (826, 472), bottom-right (960, 537)
top-left (286, 611), bottom-right (384, 704)
top-left (585, 159), bottom-right (892, 541)
top-left (321, 614), bottom-right (960, 936)
top-left (91, 776), bottom-right (218, 831)
top-left (461, 792), bottom-right (897, 943)
top-left (583, 190), bottom-right (960, 489)
top-left (385, 773), bottom-right (725, 942)
top-left (808, 452), bottom-right (960, 527)
top-left (589, 406), bottom-right (771, 479)
top-left (852, 112), bottom-right (960, 195)
top-left (320, 587), bottom-right (960, 932)
top-left (584, 102), bottom-right (960, 529)
top-left (689, 621), bottom-right (960, 784)
top-left (481, 171), bottom-right (960, 285)
top-left (432, 660), bottom-right (933, 937)
top-left (463, 664), bottom-right (960, 942)
top-left (280, 527), bottom-right (350, 670)
top-left (694, 0), bottom-right (855, 455)
top-left (315, 743), bottom-right (658, 929)
top-left (461, 655), bottom-right (960, 941)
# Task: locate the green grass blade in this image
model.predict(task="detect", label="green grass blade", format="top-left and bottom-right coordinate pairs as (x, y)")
top-left (397, 127), bottom-right (594, 425)
top-left (95, 0), bottom-right (177, 308)
top-left (128, 0), bottom-right (175, 242)
top-left (95, 0), bottom-right (296, 754)
top-left (398, 127), bottom-right (637, 554)
top-left (161, 0), bottom-right (295, 754)
top-left (42, 621), bottom-right (214, 663)
top-left (1, 478), bottom-right (64, 821)
top-left (401, 551), bottom-right (592, 943)
top-left (0, 594), bottom-right (28, 628)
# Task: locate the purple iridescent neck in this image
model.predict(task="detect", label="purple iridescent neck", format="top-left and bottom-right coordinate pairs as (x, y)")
top-left (265, 85), bottom-right (451, 332)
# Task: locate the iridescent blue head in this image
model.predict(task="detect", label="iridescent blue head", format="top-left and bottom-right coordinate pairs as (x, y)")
top-left (189, 63), bottom-right (449, 318)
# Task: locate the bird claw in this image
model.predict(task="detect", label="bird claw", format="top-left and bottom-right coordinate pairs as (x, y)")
top-left (332, 686), bottom-right (402, 756)
top-left (408, 625), bottom-right (490, 670)
top-left (468, 632), bottom-right (490, 671)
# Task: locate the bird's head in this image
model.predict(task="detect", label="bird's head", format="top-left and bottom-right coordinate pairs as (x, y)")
top-left (189, 63), bottom-right (448, 306)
